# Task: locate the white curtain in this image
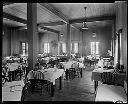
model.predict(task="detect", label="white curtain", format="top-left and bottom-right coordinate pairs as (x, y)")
top-left (114, 35), bottom-right (118, 66)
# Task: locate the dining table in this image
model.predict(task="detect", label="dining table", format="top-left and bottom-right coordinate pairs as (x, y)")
top-left (95, 84), bottom-right (127, 103)
top-left (27, 68), bottom-right (64, 97)
top-left (7, 63), bottom-right (23, 81)
top-left (2, 80), bottom-right (24, 101)
top-left (91, 67), bottom-right (126, 92)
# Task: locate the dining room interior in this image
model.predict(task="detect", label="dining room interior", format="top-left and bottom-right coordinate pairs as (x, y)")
top-left (2, 2), bottom-right (127, 102)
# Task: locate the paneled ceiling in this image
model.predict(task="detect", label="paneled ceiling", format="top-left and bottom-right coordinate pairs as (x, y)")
top-left (50, 3), bottom-right (116, 19)
top-left (3, 3), bottom-right (116, 32)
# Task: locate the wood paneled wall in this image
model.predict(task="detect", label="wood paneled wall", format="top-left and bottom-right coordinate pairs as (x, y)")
top-left (115, 2), bottom-right (127, 75)
top-left (38, 32), bottom-right (58, 55)
top-left (3, 24), bottom-right (112, 58)
top-left (2, 26), bottom-right (11, 57)
top-left (82, 26), bottom-right (112, 57)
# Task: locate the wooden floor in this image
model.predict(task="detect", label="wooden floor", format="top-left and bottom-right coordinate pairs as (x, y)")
top-left (24, 66), bottom-right (95, 101)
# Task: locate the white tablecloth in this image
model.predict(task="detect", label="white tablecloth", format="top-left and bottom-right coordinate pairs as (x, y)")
top-left (2, 80), bottom-right (24, 101)
top-left (95, 84), bottom-right (127, 103)
top-left (27, 68), bottom-right (64, 85)
top-left (7, 63), bottom-right (22, 71)
top-left (91, 68), bottom-right (126, 85)
top-left (60, 61), bottom-right (76, 70)
top-left (91, 68), bottom-right (114, 81)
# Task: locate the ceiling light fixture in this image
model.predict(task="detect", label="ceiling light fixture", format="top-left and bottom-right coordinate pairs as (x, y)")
top-left (92, 32), bottom-right (96, 37)
top-left (82, 7), bottom-right (88, 30)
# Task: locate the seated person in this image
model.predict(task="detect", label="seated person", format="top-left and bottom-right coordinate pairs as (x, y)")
top-left (109, 56), bottom-right (114, 65)
top-left (106, 50), bottom-right (111, 58)
top-left (96, 57), bottom-right (104, 68)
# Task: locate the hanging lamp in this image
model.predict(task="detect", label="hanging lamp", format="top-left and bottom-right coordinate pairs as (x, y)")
top-left (82, 7), bottom-right (88, 30)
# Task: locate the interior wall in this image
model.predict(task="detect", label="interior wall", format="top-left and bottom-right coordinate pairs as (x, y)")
top-left (10, 29), bottom-right (28, 55)
top-left (70, 26), bottom-right (83, 56)
top-left (82, 26), bottom-right (112, 57)
top-left (2, 27), bottom-right (41, 56)
top-left (39, 32), bottom-right (58, 55)
top-left (115, 1), bottom-right (127, 74)
top-left (38, 25), bottom-right (82, 56)
top-left (2, 25), bottom-right (11, 57)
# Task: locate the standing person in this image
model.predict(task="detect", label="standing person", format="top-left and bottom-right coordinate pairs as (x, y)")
top-left (97, 57), bottom-right (104, 68)
top-left (106, 50), bottom-right (111, 57)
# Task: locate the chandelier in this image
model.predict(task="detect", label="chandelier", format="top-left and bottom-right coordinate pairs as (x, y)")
top-left (82, 7), bottom-right (88, 30)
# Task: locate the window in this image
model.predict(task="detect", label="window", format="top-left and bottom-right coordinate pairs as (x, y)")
top-left (96, 42), bottom-right (99, 54)
top-left (62, 43), bottom-right (66, 53)
top-left (21, 42), bottom-right (28, 56)
top-left (71, 43), bottom-right (72, 52)
top-left (44, 43), bottom-right (50, 53)
top-left (91, 42), bottom-right (99, 55)
top-left (74, 43), bottom-right (78, 53)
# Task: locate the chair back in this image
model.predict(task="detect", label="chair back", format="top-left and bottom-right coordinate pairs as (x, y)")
top-left (32, 71), bottom-right (44, 80)
top-left (101, 72), bottom-right (115, 85)
top-left (71, 63), bottom-right (76, 68)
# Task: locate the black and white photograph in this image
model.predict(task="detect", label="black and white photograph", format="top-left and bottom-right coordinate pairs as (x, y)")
top-left (2, 2), bottom-right (127, 102)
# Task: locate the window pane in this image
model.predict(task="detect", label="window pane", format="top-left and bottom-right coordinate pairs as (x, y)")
top-left (44, 43), bottom-right (50, 53)
top-left (71, 43), bottom-right (72, 51)
top-left (47, 43), bottom-right (50, 53)
top-left (44, 43), bottom-right (47, 53)
top-left (22, 42), bottom-right (26, 55)
top-left (26, 43), bottom-right (28, 55)
top-left (91, 42), bottom-right (95, 54)
top-left (96, 42), bottom-right (99, 54)
top-left (62, 43), bottom-right (66, 53)
top-left (74, 43), bottom-right (78, 53)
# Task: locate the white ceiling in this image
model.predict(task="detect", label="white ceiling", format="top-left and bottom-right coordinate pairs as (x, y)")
top-left (50, 3), bottom-right (116, 19)
top-left (3, 3), bottom-right (116, 31)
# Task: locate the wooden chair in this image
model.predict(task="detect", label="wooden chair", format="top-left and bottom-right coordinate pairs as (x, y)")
top-left (2, 66), bottom-right (9, 85)
top-left (21, 81), bottom-right (31, 101)
top-left (101, 72), bottom-right (115, 85)
top-left (15, 65), bottom-right (24, 80)
top-left (26, 70), bottom-right (51, 95)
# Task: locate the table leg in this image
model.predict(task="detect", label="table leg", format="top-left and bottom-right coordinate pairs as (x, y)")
top-left (80, 68), bottom-right (82, 78)
top-left (12, 71), bottom-right (15, 81)
top-left (51, 82), bottom-right (54, 97)
top-left (94, 81), bottom-right (98, 92)
top-left (59, 76), bottom-right (62, 90)
top-left (65, 70), bottom-right (68, 80)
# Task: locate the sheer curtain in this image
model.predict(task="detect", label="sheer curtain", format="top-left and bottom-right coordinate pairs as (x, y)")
top-left (114, 35), bottom-right (118, 66)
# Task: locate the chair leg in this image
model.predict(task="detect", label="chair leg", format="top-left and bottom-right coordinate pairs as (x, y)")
top-left (80, 68), bottom-right (82, 78)
top-left (65, 70), bottom-right (68, 80)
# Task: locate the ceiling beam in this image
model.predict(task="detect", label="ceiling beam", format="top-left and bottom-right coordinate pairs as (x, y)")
top-left (38, 21), bottom-right (66, 27)
top-left (39, 3), bottom-right (80, 31)
top-left (40, 26), bottom-right (59, 34)
top-left (39, 3), bottom-right (68, 23)
top-left (16, 25), bottom-right (59, 34)
top-left (3, 12), bottom-right (60, 33)
top-left (69, 16), bottom-right (116, 24)
top-left (3, 12), bottom-right (27, 24)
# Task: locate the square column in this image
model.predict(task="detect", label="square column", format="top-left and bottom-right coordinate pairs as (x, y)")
top-left (66, 23), bottom-right (71, 57)
top-left (27, 3), bottom-right (38, 72)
